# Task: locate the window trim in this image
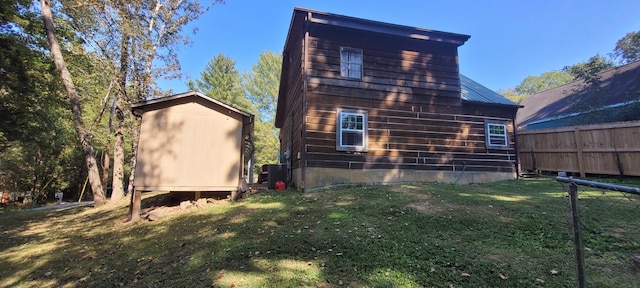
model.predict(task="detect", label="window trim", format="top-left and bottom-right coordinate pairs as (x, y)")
top-left (339, 47), bottom-right (363, 79)
top-left (485, 121), bottom-right (509, 149)
top-left (336, 108), bottom-right (368, 152)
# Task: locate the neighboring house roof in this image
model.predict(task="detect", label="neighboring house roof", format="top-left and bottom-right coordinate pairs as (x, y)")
top-left (130, 91), bottom-right (254, 119)
top-left (517, 60), bottom-right (640, 130)
top-left (460, 74), bottom-right (520, 107)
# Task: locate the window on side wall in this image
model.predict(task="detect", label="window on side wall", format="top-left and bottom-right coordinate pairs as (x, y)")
top-left (340, 47), bottom-right (363, 79)
top-left (485, 121), bottom-right (509, 149)
top-left (336, 109), bottom-right (368, 152)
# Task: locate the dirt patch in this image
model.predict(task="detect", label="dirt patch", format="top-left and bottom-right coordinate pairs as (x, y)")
top-left (406, 201), bottom-right (464, 215)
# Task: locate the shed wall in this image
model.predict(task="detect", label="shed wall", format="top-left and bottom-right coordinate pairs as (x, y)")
top-left (134, 101), bottom-right (244, 191)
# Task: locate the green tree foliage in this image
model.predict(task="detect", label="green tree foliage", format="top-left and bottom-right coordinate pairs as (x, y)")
top-left (563, 54), bottom-right (615, 84)
top-left (498, 88), bottom-right (525, 104)
top-left (243, 51), bottom-right (282, 122)
top-left (59, 0), bottom-right (221, 205)
top-left (243, 51), bottom-right (283, 171)
top-left (40, 0), bottom-right (108, 205)
top-left (0, 1), bottom-right (83, 200)
top-left (514, 70), bottom-right (573, 96)
top-left (189, 54), bottom-right (256, 114)
top-left (612, 31), bottom-right (640, 64)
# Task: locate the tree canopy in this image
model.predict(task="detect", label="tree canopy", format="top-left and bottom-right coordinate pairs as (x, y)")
top-left (189, 54), bottom-right (255, 114)
top-left (243, 51), bottom-right (282, 172)
top-left (503, 32), bottom-right (629, 101)
top-left (243, 51), bottom-right (282, 122)
top-left (514, 71), bottom-right (573, 96)
top-left (612, 31), bottom-right (640, 64)
top-left (562, 54), bottom-right (615, 83)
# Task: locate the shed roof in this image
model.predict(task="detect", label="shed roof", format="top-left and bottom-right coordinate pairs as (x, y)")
top-left (516, 60), bottom-right (640, 130)
top-left (460, 74), bottom-right (520, 107)
top-left (130, 91), bottom-right (254, 119)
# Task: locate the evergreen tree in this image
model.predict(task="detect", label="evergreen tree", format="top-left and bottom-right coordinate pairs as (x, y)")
top-left (190, 54), bottom-right (256, 114)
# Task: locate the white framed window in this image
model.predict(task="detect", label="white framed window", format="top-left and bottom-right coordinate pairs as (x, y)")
top-left (485, 121), bottom-right (509, 149)
top-left (336, 109), bottom-right (368, 152)
top-left (340, 47), bottom-right (363, 79)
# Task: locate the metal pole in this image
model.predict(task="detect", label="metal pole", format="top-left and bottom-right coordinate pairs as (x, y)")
top-left (556, 176), bottom-right (640, 195)
top-left (568, 182), bottom-right (586, 288)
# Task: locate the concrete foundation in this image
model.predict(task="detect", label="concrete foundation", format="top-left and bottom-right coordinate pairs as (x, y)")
top-left (298, 167), bottom-right (516, 192)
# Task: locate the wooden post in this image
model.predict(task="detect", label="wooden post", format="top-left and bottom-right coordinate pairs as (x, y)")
top-left (574, 127), bottom-right (586, 178)
top-left (568, 182), bottom-right (586, 288)
top-left (127, 189), bottom-right (141, 222)
top-left (195, 191), bottom-right (201, 200)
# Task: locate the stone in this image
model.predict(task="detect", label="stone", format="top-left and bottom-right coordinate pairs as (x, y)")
top-left (195, 198), bottom-right (208, 209)
top-left (180, 200), bottom-right (193, 210)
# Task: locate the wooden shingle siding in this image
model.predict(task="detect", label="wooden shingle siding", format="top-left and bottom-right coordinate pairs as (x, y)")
top-left (303, 92), bottom-right (516, 173)
top-left (280, 34), bottom-right (305, 170)
top-left (306, 26), bottom-right (462, 107)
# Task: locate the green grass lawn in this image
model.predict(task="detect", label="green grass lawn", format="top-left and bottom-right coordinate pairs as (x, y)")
top-left (1, 176), bottom-right (639, 287)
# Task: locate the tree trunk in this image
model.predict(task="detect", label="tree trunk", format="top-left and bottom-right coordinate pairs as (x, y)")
top-left (127, 118), bottom-right (140, 195)
top-left (102, 144), bottom-right (110, 191)
top-left (40, 0), bottom-right (105, 206)
top-left (110, 31), bottom-right (130, 203)
top-left (111, 106), bottom-right (125, 202)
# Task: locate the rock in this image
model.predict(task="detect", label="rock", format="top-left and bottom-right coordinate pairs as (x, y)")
top-left (147, 207), bottom-right (172, 221)
top-left (196, 198), bottom-right (208, 209)
top-left (180, 200), bottom-right (194, 210)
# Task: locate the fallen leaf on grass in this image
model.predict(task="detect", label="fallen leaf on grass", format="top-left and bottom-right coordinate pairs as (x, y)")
top-left (550, 269), bottom-right (558, 275)
top-left (499, 273), bottom-right (508, 280)
top-left (461, 272), bottom-right (470, 278)
top-left (536, 278), bottom-right (545, 284)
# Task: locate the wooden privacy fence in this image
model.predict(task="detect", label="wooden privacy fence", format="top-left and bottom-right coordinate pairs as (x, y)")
top-left (517, 121), bottom-right (640, 177)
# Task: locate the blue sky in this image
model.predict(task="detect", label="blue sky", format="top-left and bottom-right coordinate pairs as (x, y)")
top-left (158, 0), bottom-right (640, 93)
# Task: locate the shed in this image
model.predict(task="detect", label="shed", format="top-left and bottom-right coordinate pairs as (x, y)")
top-left (275, 8), bottom-right (520, 192)
top-left (131, 91), bottom-right (254, 198)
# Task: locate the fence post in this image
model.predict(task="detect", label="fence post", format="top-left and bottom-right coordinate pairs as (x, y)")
top-left (568, 182), bottom-right (585, 288)
top-left (574, 127), bottom-right (586, 178)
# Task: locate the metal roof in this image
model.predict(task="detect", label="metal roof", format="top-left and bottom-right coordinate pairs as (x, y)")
top-left (460, 74), bottom-right (520, 107)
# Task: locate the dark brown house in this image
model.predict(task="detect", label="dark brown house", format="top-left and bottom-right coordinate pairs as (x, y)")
top-left (275, 8), bottom-right (520, 191)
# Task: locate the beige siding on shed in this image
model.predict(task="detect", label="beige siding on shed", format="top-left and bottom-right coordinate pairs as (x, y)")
top-left (134, 101), bottom-right (244, 191)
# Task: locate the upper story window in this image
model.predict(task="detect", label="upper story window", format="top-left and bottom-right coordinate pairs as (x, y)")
top-left (485, 121), bottom-right (509, 149)
top-left (340, 47), bottom-right (363, 79)
top-left (336, 108), bottom-right (368, 152)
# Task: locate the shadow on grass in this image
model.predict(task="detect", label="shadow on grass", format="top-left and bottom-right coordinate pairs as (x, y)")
top-left (2, 177), bottom-right (638, 287)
